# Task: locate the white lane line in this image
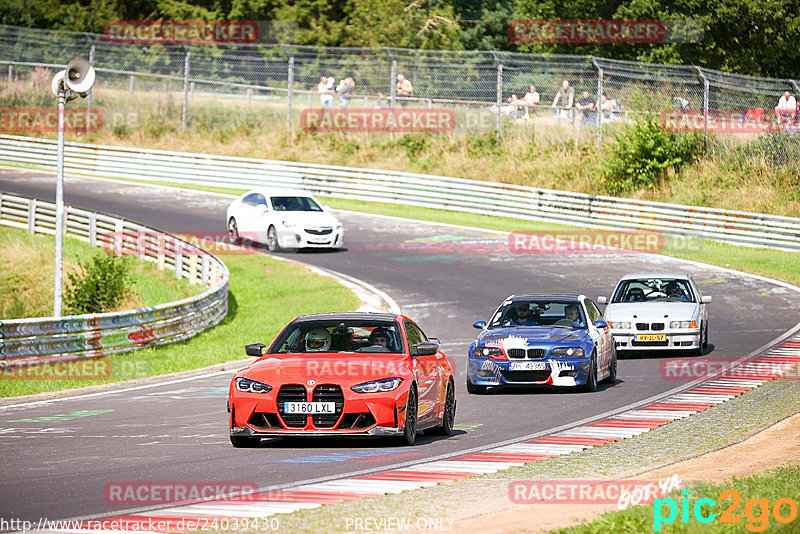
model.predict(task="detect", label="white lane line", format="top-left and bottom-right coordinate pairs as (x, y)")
top-left (614, 410), bottom-right (690, 419)
top-left (289, 479), bottom-right (437, 494)
top-left (0, 370), bottom-right (235, 410)
top-left (149, 502), bottom-right (320, 516)
top-left (489, 443), bottom-right (588, 454)
top-left (398, 460), bottom-right (523, 473)
top-left (670, 393), bottom-right (736, 402)
top-left (704, 380), bottom-right (765, 387)
top-left (556, 427), bottom-right (651, 438)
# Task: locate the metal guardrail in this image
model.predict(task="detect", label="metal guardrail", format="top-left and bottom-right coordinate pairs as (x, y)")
top-left (0, 191), bottom-right (229, 367)
top-left (1, 134), bottom-right (799, 252)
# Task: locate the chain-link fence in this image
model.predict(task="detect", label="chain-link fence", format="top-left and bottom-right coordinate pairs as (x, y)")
top-left (1, 24), bottom-right (798, 166)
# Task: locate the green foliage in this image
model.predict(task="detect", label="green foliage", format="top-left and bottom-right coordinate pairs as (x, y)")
top-left (396, 133), bottom-right (430, 160)
top-left (602, 117), bottom-right (703, 194)
top-left (65, 254), bottom-right (134, 315)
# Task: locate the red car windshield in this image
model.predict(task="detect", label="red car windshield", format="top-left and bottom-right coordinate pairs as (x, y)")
top-left (270, 320), bottom-right (404, 354)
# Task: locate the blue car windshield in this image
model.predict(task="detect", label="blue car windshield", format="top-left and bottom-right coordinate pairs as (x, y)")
top-left (488, 300), bottom-right (587, 329)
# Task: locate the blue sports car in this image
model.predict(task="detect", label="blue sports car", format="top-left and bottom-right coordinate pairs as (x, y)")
top-left (467, 295), bottom-right (617, 394)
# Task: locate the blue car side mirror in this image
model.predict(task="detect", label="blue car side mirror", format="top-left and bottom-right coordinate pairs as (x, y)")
top-left (594, 320), bottom-right (609, 329)
top-left (473, 321), bottom-right (487, 330)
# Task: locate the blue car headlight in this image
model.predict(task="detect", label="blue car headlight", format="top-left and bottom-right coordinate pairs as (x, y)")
top-left (351, 377), bottom-right (403, 393)
top-left (235, 377), bottom-right (272, 393)
top-left (472, 346), bottom-right (504, 359)
top-left (550, 346), bottom-right (585, 358)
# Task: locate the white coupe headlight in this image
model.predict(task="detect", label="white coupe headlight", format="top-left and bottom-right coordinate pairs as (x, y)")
top-left (351, 377), bottom-right (403, 393)
top-left (608, 322), bottom-right (631, 329)
top-left (670, 320), bottom-right (697, 329)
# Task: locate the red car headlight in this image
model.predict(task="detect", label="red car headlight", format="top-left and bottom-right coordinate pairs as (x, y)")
top-left (351, 377), bottom-right (403, 393)
top-left (235, 377), bottom-right (272, 393)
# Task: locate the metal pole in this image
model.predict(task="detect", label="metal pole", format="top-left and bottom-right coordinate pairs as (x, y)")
top-left (129, 74), bottom-right (134, 100)
top-left (388, 48), bottom-right (397, 110)
top-left (54, 88), bottom-right (66, 317)
top-left (592, 58), bottom-right (603, 145)
top-left (496, 62), bottom-right (503, 139)
top-left (695, 66), bottom-right (710, 151)
top-left (287, 54), bottom-right (294, 129)
top-left (491, 51), bottom-right (502, 139)
top-left (7, 64), bottom-right (11, 84)
top-left (87, 44), bottom-right (95, 130)
top-left (182, 49), bottom-right (190, 131)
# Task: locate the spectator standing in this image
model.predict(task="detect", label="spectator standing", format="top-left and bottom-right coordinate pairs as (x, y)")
top-left (552, 80), bottom-right (575, 123)
top-left (396, 74), bottom-right (413, 107)
top-left (337, 77), bottom-right (354, 108)
top-left (318, 76), bottom-right (334, 109)
top-left (576, 90), bottom-right (597, 126)
top-left (523, 85), bottom-right (540, 118)
top-left (775, 90), bottom-right (797, 123)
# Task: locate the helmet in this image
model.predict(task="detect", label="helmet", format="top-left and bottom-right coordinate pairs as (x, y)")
top-left (369, 327), bottom-right (392, 348)
top-left (305, 328), bottom-right (331, 352)
top-left (664, 281), bottom-right (681, 296)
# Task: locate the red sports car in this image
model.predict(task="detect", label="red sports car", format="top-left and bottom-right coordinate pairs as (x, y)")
top-left (228, 313), bottom-right (456, 446)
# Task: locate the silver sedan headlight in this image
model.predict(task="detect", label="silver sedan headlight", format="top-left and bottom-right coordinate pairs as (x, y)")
top-left (669, 320), bottom-right (697, 329)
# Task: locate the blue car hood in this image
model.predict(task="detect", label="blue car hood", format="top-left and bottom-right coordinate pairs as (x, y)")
top-left (476, 326), bottom-right (588, 346)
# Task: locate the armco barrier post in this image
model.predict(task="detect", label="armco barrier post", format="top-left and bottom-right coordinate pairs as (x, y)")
top-left (27, 197), bottom-right (36, 234)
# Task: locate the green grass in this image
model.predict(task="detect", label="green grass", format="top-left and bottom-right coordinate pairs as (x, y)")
top-left (553, 464), bottom-right (800, 533)
top-left (0, 226), bottom-right (198, 319)
top-left (1, 252), bottom-right (359, 397)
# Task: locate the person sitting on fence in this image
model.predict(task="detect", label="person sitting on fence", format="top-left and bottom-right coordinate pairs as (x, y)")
top-left (672, 96), bottom-right (690, 112)
top-left (318, 76), bottom-right (334, 109)
top-left (337, 77), bottom-right (354, 108)
top-left (775, 91), bottom-right (797, 123)
top-left (396, 74), bottom-right (413, 107)
top-left (576, 90), bottom-right (597, 126)
top-left (552, 80), bottom-right (575, 123)
top-left (375, 93), bottom-right (390, 109)
top-left (523, 85), bottom-right (540, 117)
top-left (507, 94), bottom-right (526, 118)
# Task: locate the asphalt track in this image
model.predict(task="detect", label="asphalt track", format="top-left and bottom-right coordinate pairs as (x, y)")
top-left (1, 168), bottom-right (799, 525)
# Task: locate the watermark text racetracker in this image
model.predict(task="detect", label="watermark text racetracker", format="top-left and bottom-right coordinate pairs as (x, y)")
top-left (301, 108), bottom-right (456, 133)
top-left (661, 358), bottom-right (800, 381)
top-left (509, 230), bottom-right (702, 254)
top-left (1, 108), bottom-right (103, 133)
top-left (104, 481), bottom-right (258, 505)
top-left (510, 475), bottom-right (681, 509)
top-left (508, 19), bottom-right (703, 43)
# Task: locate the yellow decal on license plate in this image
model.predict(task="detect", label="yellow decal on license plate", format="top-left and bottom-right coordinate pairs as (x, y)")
top-left (636, 334), bottom-right (666, 342)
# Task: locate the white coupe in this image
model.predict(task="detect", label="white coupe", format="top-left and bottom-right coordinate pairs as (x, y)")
top-left (598, 273), bottom-right (711, 355)
top-left (226, 189), bottom-right (343, 251)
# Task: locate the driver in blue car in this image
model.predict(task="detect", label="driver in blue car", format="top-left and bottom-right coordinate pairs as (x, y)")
top-left (555, 304), bottom-right (585, 327)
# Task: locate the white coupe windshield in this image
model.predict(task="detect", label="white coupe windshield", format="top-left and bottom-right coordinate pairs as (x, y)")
top-left (271, 196), bottom-right (323, 212)
top-left (612, 278), bottom-right (695, 303)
